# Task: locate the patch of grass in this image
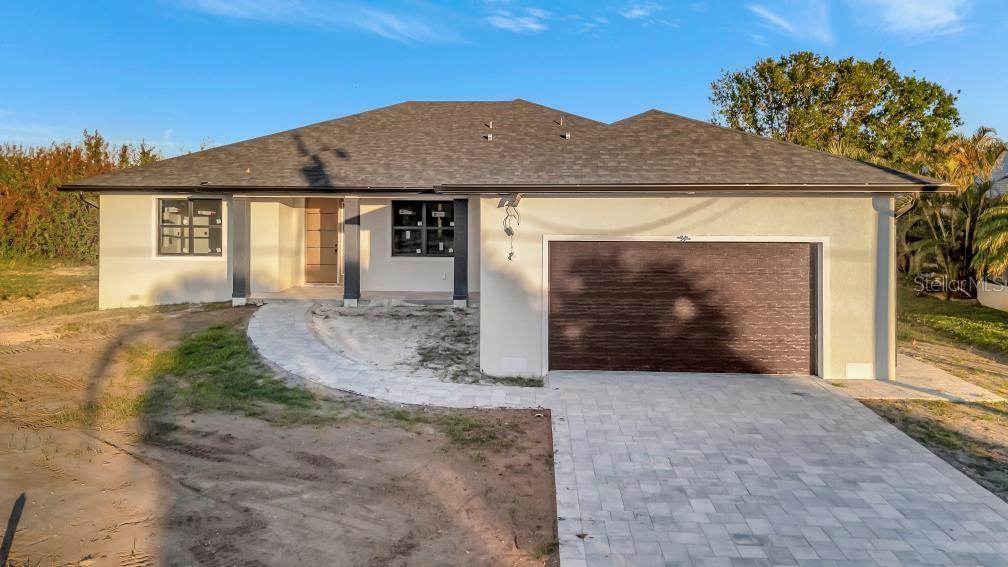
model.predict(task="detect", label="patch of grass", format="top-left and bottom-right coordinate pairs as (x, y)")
top-left (899, 284), bottom-right (1008, 356)
top-left (435, 413), bottom-right (516, 447)
top-left (142, 325), bottom-right (317, 415)
top-left (46, 393), bottom-right (151, 427)
top-left (31, 296), bottom-right (99, 318)
top-left (863, 400), bottom-right (1008, 501)
top-left (480, 375), bottom-right (545, 387)
top-left (56, 319), bottom-right (120, 338)
top-left (49, 324), bottom-right (344, 428)
top-left (535, 540), bottom-right (560, 558)
top-left (0, 261), bottom-right (95, 301)
top-left (380, 407), bottom-right (520, 448)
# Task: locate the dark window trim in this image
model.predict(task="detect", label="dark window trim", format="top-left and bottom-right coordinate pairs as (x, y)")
top-left (391, 200), bottom-right (454, 258)
top-left (157, 198), bottom-right (224, 257)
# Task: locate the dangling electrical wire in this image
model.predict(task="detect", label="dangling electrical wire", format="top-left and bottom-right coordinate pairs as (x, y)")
top-left (502, 204), bottom-right (520, 261)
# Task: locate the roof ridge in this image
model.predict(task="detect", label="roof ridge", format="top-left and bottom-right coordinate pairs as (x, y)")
top-left (60, 100), bottom-right (950, 191)
top-left (615, 109), bottom-right (952, 187)
top-left (507, 98), bottom-right (606, 126)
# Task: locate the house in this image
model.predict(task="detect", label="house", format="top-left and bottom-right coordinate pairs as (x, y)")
top-left (60, 100), bottom-right (951, 380)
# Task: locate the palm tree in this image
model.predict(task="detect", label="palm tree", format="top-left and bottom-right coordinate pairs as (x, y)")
top-left (899, 127), bottom-right (1005, 298)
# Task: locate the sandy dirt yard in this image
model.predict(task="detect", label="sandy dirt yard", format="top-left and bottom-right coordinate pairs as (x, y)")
top-left (312, 304), bottom-right (481, 383)
top-left (0, 266), bottom-right (558, 567)
top-left (312, 305), bottom-right (542, 386)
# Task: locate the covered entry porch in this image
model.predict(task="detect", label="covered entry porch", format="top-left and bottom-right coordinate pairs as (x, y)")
top-left (231, 195), bottom-right (476, 307)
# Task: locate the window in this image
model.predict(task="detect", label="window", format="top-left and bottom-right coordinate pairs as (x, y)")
top-left (158, 198), bottom-right (223, 256)
top-left (391, 200), bottom-right (454, 257)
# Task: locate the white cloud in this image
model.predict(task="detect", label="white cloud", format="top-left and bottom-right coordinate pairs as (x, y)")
top-left (853, 0), bottom-right (968, 35)
top-left (747, 1), bottom-right (832, 44)
top-left (621, 3), bottom-right (659, 19)
top-left (486, 8), bottom-right (549, 33)
top-left (177, 0), bottom-right (452, 42)
top-left (575, 15), bottom-right (610, 33)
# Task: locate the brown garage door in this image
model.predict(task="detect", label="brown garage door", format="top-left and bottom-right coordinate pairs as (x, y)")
top-left (548, 241), bottom-right (816, 375)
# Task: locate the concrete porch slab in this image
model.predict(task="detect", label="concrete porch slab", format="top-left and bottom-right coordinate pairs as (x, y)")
top-left (250, 287), bottom-right (479, 307)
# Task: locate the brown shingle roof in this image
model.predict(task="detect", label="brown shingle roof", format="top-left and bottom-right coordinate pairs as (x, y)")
top-left (61, 99), bottom-right (950, 193)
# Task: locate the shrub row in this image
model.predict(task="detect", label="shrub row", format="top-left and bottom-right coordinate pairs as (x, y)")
top-left (0, 131), bottom-right (158, 262)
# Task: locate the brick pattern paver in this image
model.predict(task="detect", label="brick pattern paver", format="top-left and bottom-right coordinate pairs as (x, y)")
top-left (249, 303), bottom-right (1008, 566)
top-left (548, 371), bottom-right (1008, 566)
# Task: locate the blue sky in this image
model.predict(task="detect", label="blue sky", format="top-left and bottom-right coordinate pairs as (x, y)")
top-left (2, 0), bottom-right (1005, 155)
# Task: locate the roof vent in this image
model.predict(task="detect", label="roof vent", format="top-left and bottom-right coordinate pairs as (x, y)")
top-left (563, 132), bottom-right (571, 140)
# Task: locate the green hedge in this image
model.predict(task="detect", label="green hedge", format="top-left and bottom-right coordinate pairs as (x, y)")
top-left (0, 131), bottom-right (158, 263)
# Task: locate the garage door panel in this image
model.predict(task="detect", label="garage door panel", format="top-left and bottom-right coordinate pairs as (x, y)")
top-left (548, 241), bottom-right (815, 374)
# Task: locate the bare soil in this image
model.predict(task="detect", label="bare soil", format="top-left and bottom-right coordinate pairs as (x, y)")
top-left (0, 278), bottom-right (558, 566)
top-left (312, 304), bottom-right (484, 384)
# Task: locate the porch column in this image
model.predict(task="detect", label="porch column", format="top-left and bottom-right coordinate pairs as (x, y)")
top-left (231, 196), bottom-right (251, 306)
top-left (452, 198), bottom-right (468, 307)
top-left (343, 197), bottom-right (361, 307)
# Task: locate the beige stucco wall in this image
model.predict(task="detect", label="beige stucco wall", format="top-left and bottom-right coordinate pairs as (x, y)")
top-left (99, 195), bottom-right (479, 308)
top-left (978, 280), bottom-right (1008, 312)
top-left (98, 193), bottom-right (231, 309)
top-left (478, 194), bottom-right (896, 380)
top-left (250, 198), bottom-right (305, 293)
top-left (359, 197), bottom-right (480, 294)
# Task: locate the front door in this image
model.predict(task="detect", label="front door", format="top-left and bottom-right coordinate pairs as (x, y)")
top-left (305, 198), bottom-right (342, 284)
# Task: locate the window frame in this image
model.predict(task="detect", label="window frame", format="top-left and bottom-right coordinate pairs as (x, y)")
top-left (390, 200), bottom-right (455, 258)
top-left (156, 198), bottom-right (224, 257)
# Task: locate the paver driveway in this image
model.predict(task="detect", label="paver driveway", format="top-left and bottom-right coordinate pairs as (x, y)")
top-left (549, 371), bottom-right (1008, 566)
top-left (249, 303), bottom-right (1008, 566)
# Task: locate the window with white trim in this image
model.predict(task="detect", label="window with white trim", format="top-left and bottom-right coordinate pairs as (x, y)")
top-left (391, 201), bottom-right (454, 257)
top-left (157, 198), bottom-right (224, 256)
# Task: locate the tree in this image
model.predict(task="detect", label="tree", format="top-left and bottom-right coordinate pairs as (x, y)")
top-left (0, 131), bottom-right (159, 262)
top-left (899, 127), bottom-right (1006, 297)
top-left (710, 52), bottom-right (961, 168)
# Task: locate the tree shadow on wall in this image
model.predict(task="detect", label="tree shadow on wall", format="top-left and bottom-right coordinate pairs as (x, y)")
top-left (549, 242), bottom-right (774, 374)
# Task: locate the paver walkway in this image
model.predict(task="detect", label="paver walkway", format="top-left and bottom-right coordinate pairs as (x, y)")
top-left (249, 303), bottom-right (1008, 566)
top-left (833, 354), bottom-right (1005, 402)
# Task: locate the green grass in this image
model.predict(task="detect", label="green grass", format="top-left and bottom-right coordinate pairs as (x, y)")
top-left (380, 407), bottom-right (520, 448)
top-left (141, 325), bottom-right (320, 415)
top-left (50, 324), bottom-right (343, 428)
top-left (898, 285), bottom-right (1008, 355)
top-left (0, 259), bottom-right (95, 301)
top-left (535, 540), bottom-right (560, 559)
top-left (47, 393), bottom-right (150, 427)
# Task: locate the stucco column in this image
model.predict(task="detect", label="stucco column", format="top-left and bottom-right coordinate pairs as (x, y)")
top-left (453, 198), bottom-right (468, 307)
top-left (343, 197), bottom-right (361, 307)
top-left (231, 196), bottom-right (251, 306)
top-left (873, 195), bottom-right (897, 380)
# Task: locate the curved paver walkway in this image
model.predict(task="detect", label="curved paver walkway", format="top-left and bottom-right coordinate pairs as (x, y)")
top-left (250, 303), bottom-right (1008, 566)
top-left (249, 302), bottom-right (549, 408)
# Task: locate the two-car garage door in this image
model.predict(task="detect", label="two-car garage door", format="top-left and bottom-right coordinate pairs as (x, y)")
top-left (548, 241), bottom-right (817, 375)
